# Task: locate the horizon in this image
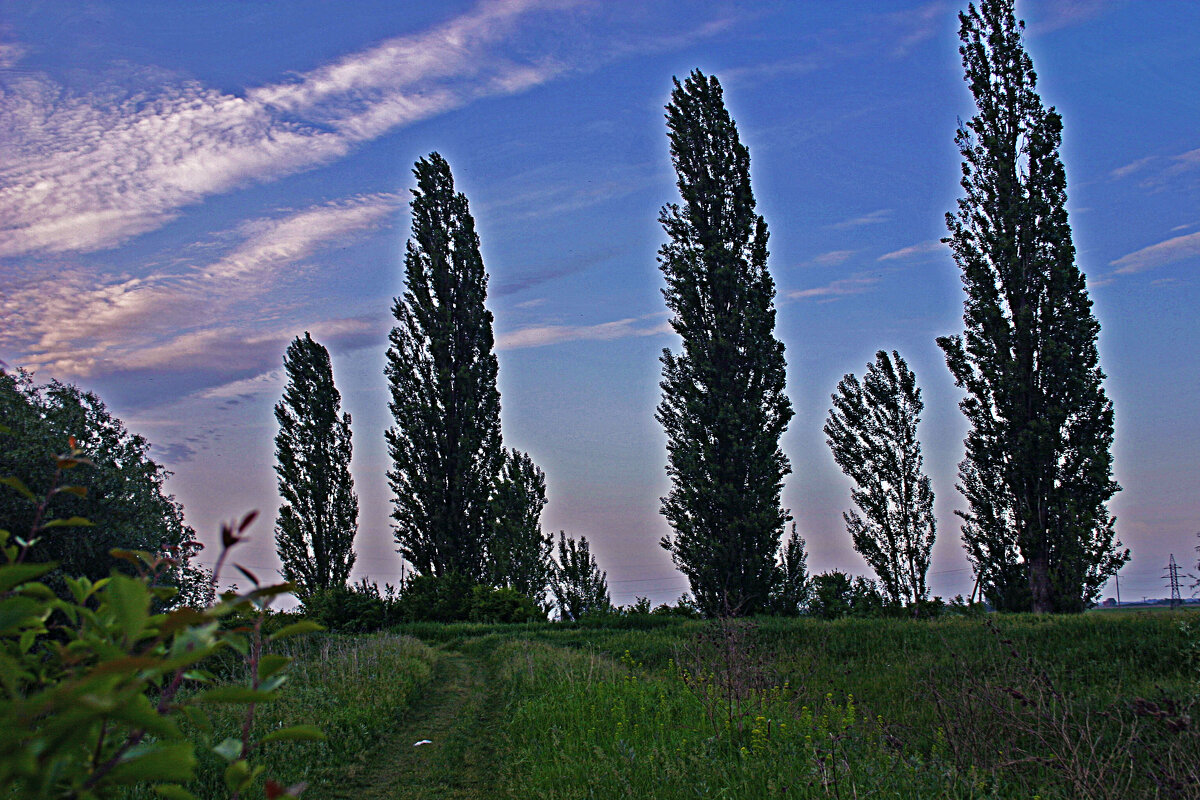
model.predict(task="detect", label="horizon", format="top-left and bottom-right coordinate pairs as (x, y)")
top-left (2, 0), bottom-right (1198, 607)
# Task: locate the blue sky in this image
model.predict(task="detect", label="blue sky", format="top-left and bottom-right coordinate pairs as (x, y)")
top-left (1, 0), bottom-right (1197, 605)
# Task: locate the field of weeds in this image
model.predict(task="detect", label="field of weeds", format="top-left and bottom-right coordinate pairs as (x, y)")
top-left (475, 613), bottom-right (1198, 798)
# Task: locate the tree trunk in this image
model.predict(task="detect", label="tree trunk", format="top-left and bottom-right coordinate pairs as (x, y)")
top-left (1028, 554), bottom-right (1053, 613)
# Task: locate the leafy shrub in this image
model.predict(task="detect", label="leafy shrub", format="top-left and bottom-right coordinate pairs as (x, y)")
top-left (470, 584), bottom-right (545, 623)
top-left (394, 572), bottom-right (475, 622)
top-left (302, 579), bottom-right (400, 632)
top-left (0, 430), bottom-right (322, 799)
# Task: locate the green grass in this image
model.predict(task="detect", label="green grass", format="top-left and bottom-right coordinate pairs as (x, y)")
top-left (133, 613), bottom-right (1198, 798)
top-left (481, 613), bottom-right (1197, 799)
top-left (125, 633), bottom-right (438, 799)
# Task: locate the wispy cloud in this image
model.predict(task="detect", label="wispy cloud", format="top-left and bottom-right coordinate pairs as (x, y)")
top-left (1108, 146), bottom-right (1200, 190)
top-left (1110, 231), bottom-right (1200, 275)
top-left (1110, 155), bottom-right (1156, 180)
top-left (809, 249), bottom-right (856, 267)
top-left (877, 240), bottom-right (943, 261)
top-left (0, 0), bottom-right (572, 257)
top-left (830, 209), bottom-right (891, 229)
top-left (1026, 0), bottom-right (1115, 35)
top-left (497, 314), bottom-right (670, 350)
top-left (789, 272), bottom-right (882, 301)
top-left (0, 194), bottom-right (400, 377)
top-left (887, 1), bottom-right (948, 57)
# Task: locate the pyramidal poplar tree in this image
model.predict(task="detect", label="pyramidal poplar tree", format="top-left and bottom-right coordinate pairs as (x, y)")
top-left (387, 153), bottom-right (502, 582)
top-left (657, 70), bottom-right (793, 617)
top-left (938, 0), bottom-right (1126, 613)
top-left (274, 332), bottom-right (358, 600)
top-left (824, 350), bottom-right (935, 608)
top-left (488, 448), bottom-right (554, 602)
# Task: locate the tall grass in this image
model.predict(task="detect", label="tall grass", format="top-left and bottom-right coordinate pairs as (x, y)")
top-left (489, 613), bottom-right (1198, 798)
top-left (125, 633), bottom-right (437, 798)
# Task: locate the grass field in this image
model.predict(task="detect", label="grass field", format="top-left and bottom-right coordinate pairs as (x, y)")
top-left (164, 612), bottom-right (1199, 799)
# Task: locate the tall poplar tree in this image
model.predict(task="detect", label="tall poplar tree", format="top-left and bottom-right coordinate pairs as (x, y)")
top-left (488, 448), bottom-right (553, 601)
top-left (938, 0), bottom-right (1126, 613)
top-left (656, 70), bottom-right (793, 617)
top-left (824, 350), bottom-right (935, 607)
top-left (387, 153), bottom-right (502, 582)
top-left (273, 332), bottom-right (358, 600)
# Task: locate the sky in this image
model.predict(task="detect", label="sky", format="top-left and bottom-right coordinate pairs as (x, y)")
top-left (1, 0), bottom-right (1197, 607)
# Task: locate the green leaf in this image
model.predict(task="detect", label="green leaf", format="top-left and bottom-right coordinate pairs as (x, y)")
top-left (212, 737), bottom-right (243, 762)
top-left (104, 742), bottom-right (196, 785)
top-left (260, 724), bottom-right (325, 744)
top-left (0, 475), bottom-right (35, 500)
top-left (257, 653), bottom-right (291, 681)
top-left (223, 759), bottom-right (252, 793)
top-left (52, 485), bottom-right (88, 498)
top-left (194, 686), bottom-right (278, 704)
top-left (104, 573), bottom-right (150, 641)
top-left (42, 516), bottom-right (95, 529)
top-left (183, 705), bottom-right (213, 736)
top-left (267, 620), bottom-right (324, 641)
top-left (110, 693), bottom-right (182, 740)
top-left (153, 784), bottom-right (198, 800)
top-left (0, 562), bottom-right (57, 592)
top-left (0, 595), bottom-right (47, 634)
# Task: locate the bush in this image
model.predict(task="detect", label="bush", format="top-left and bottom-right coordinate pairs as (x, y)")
top-left (303, 581), bottom-right (392, 632)
top-left (809, 570), bottom-right (887, 619)
top-left (394, 573), bottom-right (475, 622)
top-left (0, 433), bottom-right (321, 799)
top-left (470, 585), bottom-right (546, 623)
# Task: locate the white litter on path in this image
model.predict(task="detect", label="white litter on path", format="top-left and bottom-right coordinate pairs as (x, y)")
top-left (413, 740), bottom-right (433, 747)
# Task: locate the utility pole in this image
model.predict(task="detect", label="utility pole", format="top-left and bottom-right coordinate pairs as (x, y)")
top-left (1114, 571), bottom-right (1120, 607)
top-left (1165, 554), bottom-right (1182, 610)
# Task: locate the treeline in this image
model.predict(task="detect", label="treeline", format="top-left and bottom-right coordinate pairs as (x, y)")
top-left (0, 0), bottom-right (1126, 620)
top-left (275, 0), bottom-right (1124, 620)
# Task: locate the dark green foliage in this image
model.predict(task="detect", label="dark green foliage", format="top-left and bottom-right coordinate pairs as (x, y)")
top-left (551, 531), bottom-right (610, 621)
top-left (938, 0), bottom-right (1125, 612)
top-left (0, 370), bottom-right (205, 603)
top-left (768, 524), bottom-right (810, 615)
top-left (469, 585), bottom-right (546, 623)
top-left (385, 573), bottom-right (544, 624)
top-left (395, 572), bottom-right (475, 623)
top-left (656, 70), bottom-right (793, 618)
top-left (488, 448), bottom-right (553, 603)
top-left (274, 332), bottom-right (358, 601)
top-left (808, 570), bottom-right (885, 619)
top-left (824, 350), bottom-right (935, 606)
top-left (387, 153), bottom-right (503, 582)
top-left (302, 579), bottom-right (397, 633)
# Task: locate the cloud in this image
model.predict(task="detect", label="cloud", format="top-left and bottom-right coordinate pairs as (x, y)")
top-left (1026, 0), bottom-right (1115, 35)
top-left (877, 240), bottom-right (943, 261)
top-left (830, 209), bottom-right (891, 229)
top-left (887, 1), bottom-right (948, 57)
top-left (0, 42), bottom-right (25, 69)
top-left (1109, 231), bottom-right (1200, 275)
top-left (809, 249), bottom-right (855, 267)
top-left (0, 0), bottom-right (571, 257)
top-left (0, 194), bottom-right (400, 377)
top-left (1109, 146), bottom-right (1200, 190)
top-left (151, 441), bottom-right (198, 465)
top-left (497, 315), bottom-right (670, 350)
top-left (789, 272), bottom-right (883, 300)
top-left (1110, 156), bottom-right (1156, 180)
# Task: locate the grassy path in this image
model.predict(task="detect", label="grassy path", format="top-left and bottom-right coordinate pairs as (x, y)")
top-left (324, 648), bottom-right (502, 800)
